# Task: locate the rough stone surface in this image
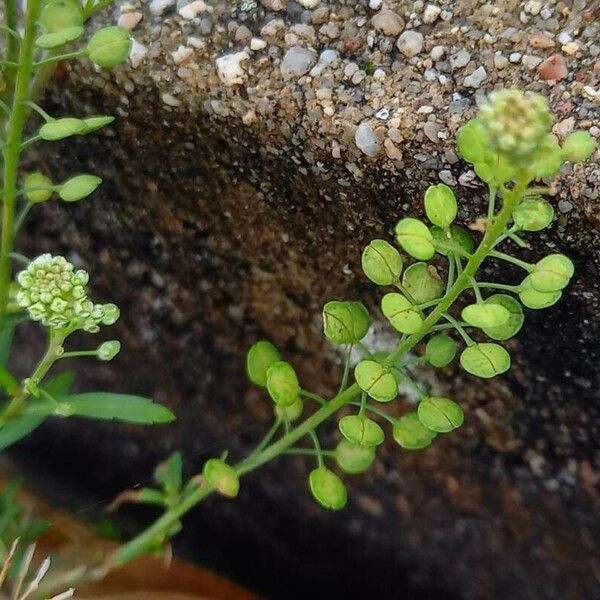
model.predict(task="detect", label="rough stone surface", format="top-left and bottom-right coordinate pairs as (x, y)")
top-left (13, 0), bottom-right (600, 599)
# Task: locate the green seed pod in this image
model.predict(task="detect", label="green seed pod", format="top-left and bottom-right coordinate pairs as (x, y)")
top-left (58, 174), bottom-right (102, 202)
top-left (361, 239), bottom-right (403, 286)
top-left (266, 361), bottom-right (300, 406)
top-left (274, 398), bottom-right (303, 422)
top-left (401, 262), bottom-right (444, 304)
top-left (246, 340), bottom-right (281, 387)
top-left (530, 254), bottom-right (574, 293)
top-left (82, 116), bottom-right (115, 134)
top-left (456, 118), bottom-right (488, 164)
top-left (430, 225), bottom-right (474, 257)
top-left (39, 117), bottom-right (86, 141)
top-left (334, 440), bottom-right (375, 474)
top-left (562, 131), bottom-right (597, 163)
top-left (36, 27), bottom-right (83, 48)
top-left (87, 26), bottom-right (132, 68)
top-left (308, 467), bottom-right (347, 510)
top-left (395, 218), bottom-right (435, 260)
top-left (461, 302), bottom-right (510, 329)
top-left (338, 414), bottom-right (384, 447)
top-left (481, 294), bottom-right (524, 341)
top-left (424, 183), bottom-right (458, 229)
top-left (392, 412), bottom-right (437, 450)
top-left (518, 275), bottom-right (562, 309)
top-left (425, 334), bottom-right (457, 368)
top-left (512, 198), bottom-right (554, 232)
top-left (460, 343), bottom-right (511, 379)
top-left (97, 340), bottom-right (121, 361)
top-left (381, 293), bottom-right (423, 334)
top-left (23, 172), bottom-right (53, 203)
top-left (36, 0), bottom-right (83, 48)
top-left (322, 301), bottom-right (370, 344)
top-left (354, 360), bottom-right (397, 403)
top-left (417, 396), bottom-right (464, 433)
top-left (202, 459), bottom-right (239, 498)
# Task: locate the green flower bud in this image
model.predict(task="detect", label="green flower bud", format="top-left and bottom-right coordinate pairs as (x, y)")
top-left (512, 198), bottom-right (554, 232)
top-left (430, 225), bottom-right (474, 257)
top-left (23, 172), bottom-right (53, 203)
top-left (481, 294), bottom-right (524, 341)
top-left (393, 412), bottom-right (437, 450)
top-left (361, 239), bottom-right (403, 286)
top-left (87, 26), bottom-right (132, 68)
top-left (354, 360), bottom-right (397, 403)
top-left (424, 183), bottom-right (458, 229)
top-left (338, 414), bottom-right (384, 447)
top-left (460, 343), bottom-right (511, 379)
top-left (274, 397), bottom-right (304, 422)
top-left (322, 301), bottom-right (370, 344)
top-left (202, 459), bottom-right (239, 498)
top-left (266, 361), bottom-right (300, 406)
top-left (100, 303), bottom-right (120, 325)
top-left (58, 174), bottom-right (102, 202)
top-left (97, 340), bottom-right (121, 361)
top-left (417, 396), bottom-right (464, 433)
top-left (395, 218), bottom-right (435, 260)
top-left (425, 334), bottom-right (457, 368)
top-left (308, 467), bottom-right (347, 510)
top-left (562, 131), bottom-right (596, 163)
top-left (334, 440), bottom-right (375, 474)
top-left (381, 293), bottom-right (423, 334)
top-left (518, 275), bottom-right (562, 309)
top-left (456, 118), bottom-right (487, 164)
top-left (529, 254), bottom-right (574, 293)
top-left (401, 262), bottom-right (444, 304)
top-left (461, 302), bottom-right (510, 329)
top-left (246, 340), bottom-right (281, 387)
top-left (39, 118), bottom-right (86, 141)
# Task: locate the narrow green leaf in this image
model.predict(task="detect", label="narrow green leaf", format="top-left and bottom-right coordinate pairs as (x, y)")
top-left (43, 370), bottom-right (75, 397)
top-left (0, 315), bottom-right (19, 367)
top-left (0, 413), bottom-right (49, 451)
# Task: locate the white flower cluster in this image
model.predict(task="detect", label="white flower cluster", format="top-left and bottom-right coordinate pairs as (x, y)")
top-left (16, 254), bottom-right (119, 332)
top-left (479, 89), bottom-right (554, 161)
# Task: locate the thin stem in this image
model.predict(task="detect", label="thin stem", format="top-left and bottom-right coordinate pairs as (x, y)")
top-left (251, 418), bottom-right (281, 456)
top-left (21, 100), bottom-right (52, 121)
top-left (20, 134), bottom-right (41, 151)
top-left (430, 322), bottom-right (471, 333)
top-left (349, 400), bottom-right (395, 424)
top-left (308, 430), bottom-right (324, 467)
top-left (419, 298), bottom-right (441, 310)
top-left (358, 390), bottom-right (367, 416)
top-left (14, 202), bottom-right (32, 233)
top-left (476, 282), bottom-right (518, 292)
top-left (470, 276), bottom-right (483, 302)
top-left (34, 50), bottom-right (86, 68)
top-left (59, 350), bottom-right (99, 359)
top-left (487, 186), bottom-right (497, 223)
top-left (442, 312), bottom-right (473, 345)
top-left (445, 252), bottom-right (455, 295)
top-left (454, 254), bottom-right (463, 276)
top-left (9, 252), bottom-right (30, 265)
top-left (336, 344), bottom-right (352, 394)
top-left (355, 340), bottom-right (373, 358)
top-left (489, 250), bottom-right (533, 271)
top-left (1, 0), bottom-right (19, 113)
top-left (300, 389), bottom-right (326, 406)
top-left (398, 369), bottom-right (427, 399)
top-left (283, 448), bottom-right (335, 457)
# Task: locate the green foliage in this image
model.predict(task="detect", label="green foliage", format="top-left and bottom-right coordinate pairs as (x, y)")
top-left (425, 335), bottom-right (456, 367)
top-left (334, 440), bottom-right (375, 474)
top-left (361, 239), bottom-right (403, 286)
top-left (339, 414), bottom-right (384, 447)
top-left (203, 459), bottom-right (240, 498)
top-left (417, 397), bottom-right (464, 433)
top-left (308, 467), bottom-right (347, 510)
top-left (460, 343), bottom-right (511, 379)
top-left (424, 183), bottom-right (457, 229)
top-left (266, 361), bottom-right (300, 406)
top-left (395, 218), bottom-right (435, 260)
top-left (354, 360), bottom-right (397, 402)
top-left (402, 262), bottom-right (444, 303)
top-left (246, 340), bottom-right (281, 387)
top-left (393, 412), bottom-right (436, 450)
top-left (58, 174), bottom-right (102, 201)
top-left (322, 300), bottom-right (370, 344)
top-left (381, 292), bottom-right (422, 334)
top-left (86, 26), bottom-right (132, 68)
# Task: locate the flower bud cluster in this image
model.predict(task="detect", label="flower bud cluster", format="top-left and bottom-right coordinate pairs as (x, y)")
top-left (16, 254), bottom-right (119, 332)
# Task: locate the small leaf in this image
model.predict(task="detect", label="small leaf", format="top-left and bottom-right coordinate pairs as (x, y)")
top-left (334, 440), bottom-right (375, 474)
top-left (308, 467), bottom-right (347, 510)
top-left (430, 225), bottom-right (474, 257)
top-left (512, 198), bottom-right (554, 232)
top-left (354, 360), bottom-right (397, 403)
top-left (58, 174), bottom-right (102, 202)
top-left (456, 118), bottom-right (487, 164)
top-left (424, 183), bottom-right (458, 229)
top-left (402, 262), bottom-right (444, 304)
top-left (518, 275), bottom-right (562, 309)
top-left (392, 412), bottom-right (437, 450)
top-left (51, 392), bottom-right (175, 424)
top-left (461, 302), bottom-right (510, 328)
top-left (0, 412), bottom-right (49, 451)
top-left (43, 370), bottom-right (75, 398)
top-left (417, 396), bottom-right (464, 433)
top-left (0, 314), bottom-right (20, 367)
top-left (246, 340), bottom-right (280, 387)
top-left (154, 452), bottom-right (183, 495)
top-left (395, 218), bottom-right (435, 260)
top-left (266, 361), bottom-right (300, 406)
top-left (87, 26), bottom-right (132, 68)
top-left (425, 334), bottom-right (457, 368)
top-left (40, 118), bottom-right (86, 141)
top-left (530, 254), bottom-right (574, 293)
top-left (361, 239), bottom-right (403, 286)
top-left (482, 294), bottom-right (524, 341)
top-left (338, 414), bottom-right (384, 447)
top-left (381, 293), bottom-right (423, 334)
top-left (460, 343), bottom-right (511, 379)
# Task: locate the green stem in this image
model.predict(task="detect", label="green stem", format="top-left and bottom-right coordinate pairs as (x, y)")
top-left (300, 389), bottom-right (326, 406)
top-left (489, 250), bottom-right (533, 271)
top-left (476, 282), bottom-right (518, 292)
top-left (308, 430), bottom-right (324, 467)
top-left (349, 400), bottom-right (395, 424)
top-left (442, 312), bottom-right (473, 345)
top-left (283, 448), bottom-right (335, 457)
top-left (1, 0), bottom-right (19, 118)
top-left (34, 50), bottom-right (86, 68)
top-left (0, 0), bottom-right (42, 328)
top-left (336, 344), bottom-right (352, 394)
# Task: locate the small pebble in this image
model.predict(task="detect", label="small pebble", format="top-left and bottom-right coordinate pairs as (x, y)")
top-left (537, 53), bottom-right (568, 81)
top-left (522, 55), bottom-right (543, 68)
top-left (423, 4), bottom-right (441, 24)
top-left (215, 51), bottom-right (249, 86)
top-left (171, 45), bottom-right (194, 65)
top-left (494, 53), bottom-right (508, 69)
top-left (118, 11), bottom-right (142, 30)
top-left (430, 45), bottom-right (444, 60)
top-left (250, 37), bottom-right (267, 51)
top-left (355, 122), bottom-right (381, 156)
top-left (463, 66), bottom-right (487, 88)
top-left (298, 0), bottom-right (319, 7)
top-left (178, 0), bottom-right (207, 18)
top-left (369, 0), bottom-right (382, 9)
top-left (149, 0), bottom-right (174, 16)
top-left (509, 52), bottom-right (522, 63)
top-left (449, 49), bottom-right (471, 69)
top-left (281, 46), bottom-right (316, 77)
top-left (396, 30), bottom-right (424, 58)
top-left (371, 10), bottom-right (404, 36)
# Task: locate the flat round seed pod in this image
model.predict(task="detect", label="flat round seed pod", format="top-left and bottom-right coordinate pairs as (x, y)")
top-left (395, 218), bottom-right (435, 260)
top-left (424, 183), bottom-right (458, 229)
top-left (402, 262), bottom-right (444, 304)
top-left (23, 172), bottom-right (53, 204)
top-left (335, 440), bottom-right (375, 474)
top-left (246, 340), bottom-right (281, 387)
top-left (512, 198), bottom-right (554, 232)
top-left (456, 118), bottom-right (487, 164)
top-left (381, 293), bottom-right (423, 334)
top-left (203, 459), bottom-right (239, 498)
top-left (361, 239), bottom-right (403, 286)
top-left (430, 225), bottom-right (475, 257)
top-left (461, 302), bottom-right (510, 328)
top-left (87, 26), bottom-right (132, 68)
top-left (460, 343), bottom-right (511, 379)
top-left (40, 0), bottom-right (82, 31)
top-left (482, 294), bottom-right (524, 340)
top-left (36, 26), bottom-right (83, 48)
top-left (530, 254), bottom-right (574, 293)
top-left (322, 300), bottom-right (371, 344)
top-left (266, 361), bottom-right (300, 406)
top-left (417, 396), bottom-right (464, 433)
top-left (339, 414), bottom-right (385, 447)
top-left (309, 467), bottom-right (347, 510)
top-left (275, 398), bottom-right (303, 422)
top-left (562, 131), bottom-right (597, 163)
top-left (392, 412), bottom-right (437, 450)
top-left (354, 360), bottom-right (398, 403)
top-left (518, 275), bottom-right (562, 309)
top-left (425, 334), bottom-right (457, 368)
